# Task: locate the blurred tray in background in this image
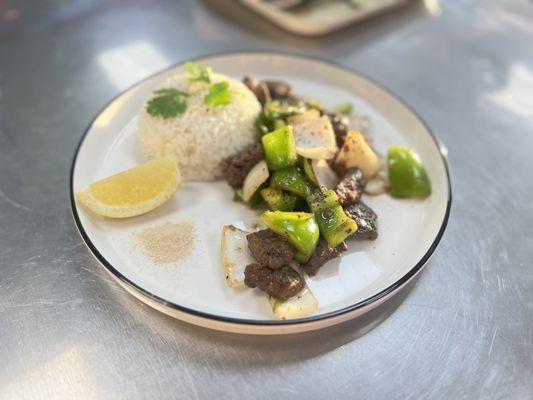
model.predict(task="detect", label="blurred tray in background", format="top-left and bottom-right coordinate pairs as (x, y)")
top-left (239, 0), bottom-right (410, 36)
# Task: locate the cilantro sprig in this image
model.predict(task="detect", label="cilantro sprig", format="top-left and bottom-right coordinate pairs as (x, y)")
top-left (185, 62), bottom-right (211, 84)
top-left (146, 62), bottom-right (233, 118)
top-left (204, 81), bottom-right (232, 106)
top-left (146, 88), bottom-right (189, 119)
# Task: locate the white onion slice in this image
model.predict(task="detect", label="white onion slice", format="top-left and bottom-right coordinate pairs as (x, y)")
top-left (311, 159), bottom-right (339, 189)
top-left (290, 115), bottom-right (337, 160)
top-left (269, 286), bottom-right (318, 320)
top-left (220, 225), bottom-right (255, 288)
top-left (335, 131), bottom-right (380, 179)
top-left (242, 160), bottom-right (269, 201)
top-left (287, 109), bottom-right (321, 125)
top-left (364, 177), bottom-right (388, 195)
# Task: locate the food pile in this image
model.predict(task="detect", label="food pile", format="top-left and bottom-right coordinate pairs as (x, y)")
top-left (221, 75), bottom-right (431, 319)
top-left (76, 62), bottom-right (432, 320)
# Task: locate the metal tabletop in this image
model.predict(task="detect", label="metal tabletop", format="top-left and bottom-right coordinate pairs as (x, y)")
top-left (1, 0), bottom-right (532, 399)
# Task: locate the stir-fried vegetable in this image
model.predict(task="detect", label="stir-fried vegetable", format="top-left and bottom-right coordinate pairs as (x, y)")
top-left (256, 99), bottom-right (309, 135)
top-left (290, 115), bottom-right (337, 160)
top-left (261, 211), bottom-right (320, 263)
top-left (335, 103), bottom-right (353, 115)
top-left (302, 158), bottom-right (318, 186)
top-left (311, 159), bottom-right (339, 189)
top-left (307, 188), bottom-right (358, 248)
top-left (260, 188), bottom-right (298, 211)
top-left (388, 146), bottom-right (431, 198)
top-left (270, 166), bottom-right (315, 198)
top-left (263, 99), bottom-right (308, 116)
top-left (270, 286), bottom-right (318, 320)
top-left (261, 126), bottom-right (298, 171)
top-left (287, 109), bottom-right (321, 125)
top-left (336, 130), bottom-right (380, 179)
top-left (242, 160), bottom-right (269, 201)
top-left (221, 225), bottom-right (256, 288)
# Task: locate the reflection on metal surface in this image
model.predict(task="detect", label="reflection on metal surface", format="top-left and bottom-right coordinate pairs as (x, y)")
top-left (1, 347), bottom-right (97, 399)
top-left (97, 41), bottom-right (169, 89)
top-left (487, 63), bottom-right (533, 119)
top-left (423, 0), bottom-right (441, 17)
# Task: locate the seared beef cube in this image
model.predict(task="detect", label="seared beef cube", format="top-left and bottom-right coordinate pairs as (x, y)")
top-left (244, 264), bottom-right (304, 300)
top-left (225, 143), bottom-right (264, 188)
top-left (263, 80), bottom-right (294, 100)
top-left (336, 167), bottom-right (365, 206)
top-left (242, 76), bottom-right (270, 106)
top-left (247, 229), bottom-right (294, 270)
top-left (327, 112), bottom-right (350, 147)
top-left (343, 201), bottom-right (378, 240)
top-left (301, 240), bottom-right (347, 276)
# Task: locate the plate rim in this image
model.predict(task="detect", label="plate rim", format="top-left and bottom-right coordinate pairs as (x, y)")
top-left (70, 50), bottom-right (452, 327)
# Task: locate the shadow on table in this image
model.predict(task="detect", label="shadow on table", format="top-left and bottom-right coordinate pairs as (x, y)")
top-left (146, 275), bottom-right (419, 365)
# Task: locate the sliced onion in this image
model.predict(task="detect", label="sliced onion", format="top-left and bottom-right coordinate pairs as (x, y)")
top-left (290, 115), bottom-right (337, 160)
top-left (335, 131), bottom-right (380, 179)
top-left (311, 159), bottom-right (339, 189)
top-left (269, 286), bottom-right (318, 320)
top-left (221, 225), bottom-right (255, 288)
top-left (364, 177), bottom-right (388, 195)
top-left (287, 109), bottom-right (321, 125)
top-left (242, 160), bottom-right (269, 201)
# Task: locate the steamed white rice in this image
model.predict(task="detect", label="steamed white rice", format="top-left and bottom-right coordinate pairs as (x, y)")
top-left (138, 72), bottom-right (261, 181)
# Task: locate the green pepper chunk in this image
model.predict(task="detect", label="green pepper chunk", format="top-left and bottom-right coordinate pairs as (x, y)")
top-left (388, 146), bottom-right (431, 198)
top-left (262, 126), bottom-right (297, 171)
top-left (315, 206), bottom-right (358, 248)
top-left (264, 99), bottom-right (308, 116)
top-left (307, 188), bottom-right (358, 247)
top-left (270, 166), bottom-right (314, 198)
top-left (260, 188), bottom-right (298, 211)
top-left (273, 119), bottom-right (286, 129)
top-left (307, 188), bottom-right (340, 212)
top-left (302, 158), bottom-right (318, 186)
top-left (262, 211), bottom-right (320, 263)
top-left (256, 112), bottom-right (272, 135)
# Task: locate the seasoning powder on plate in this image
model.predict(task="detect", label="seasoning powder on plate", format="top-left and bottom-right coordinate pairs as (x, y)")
top-left (136, 221), bottom-right (194, 265)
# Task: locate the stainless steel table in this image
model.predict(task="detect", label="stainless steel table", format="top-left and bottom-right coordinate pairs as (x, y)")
top-left (1, 1), bottom-right (532, 398)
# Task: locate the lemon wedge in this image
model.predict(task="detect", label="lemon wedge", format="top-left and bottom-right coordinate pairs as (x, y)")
top-left (76, 156), bottom-right (181, 218)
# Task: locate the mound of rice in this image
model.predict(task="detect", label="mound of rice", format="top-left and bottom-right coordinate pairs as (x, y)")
top-left (138, 72), bottom-right (261, 181)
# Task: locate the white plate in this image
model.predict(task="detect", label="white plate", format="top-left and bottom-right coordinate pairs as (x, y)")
top-left (70, 52), bottom-right (451, 335)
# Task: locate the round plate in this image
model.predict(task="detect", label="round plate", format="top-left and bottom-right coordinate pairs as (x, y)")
top-left (71, 52), bottom-right (451, 335)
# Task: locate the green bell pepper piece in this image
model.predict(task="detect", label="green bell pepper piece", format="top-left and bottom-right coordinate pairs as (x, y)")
top-left (273, 119), bottom-right (286, 129)
top-left (262, 211), bottom-right (320, 263)
top-left (302, 158), bottom-right (318, 186)
top-left (315, 206), bottom-right (358, 248)
top-left (262, 126), bottom-right (297, 171)
top-left (270, 166), bottom-right (314, 198)
top-left (388, 146), bottom-right (431, 198)
top-left (256, 112), bottom-right (272, 135)
top-left (263, 99), bottom-right (308, 116)
top-left (260, 188), bottom-right (298, 211)
top-left (307, 188), bottom-right (340, 213)
top-left (307, 188), bottom-right (358, 247)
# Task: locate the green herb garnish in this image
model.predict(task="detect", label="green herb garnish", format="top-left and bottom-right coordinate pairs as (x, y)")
top-left (185, 62), bottom-right (211, 84)
top-left (204, 81), bottom-right (232, 106)
top-left (336, 103), bottom-right (353, 115)
top-left (146, 88), bottom-right (189, 119)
